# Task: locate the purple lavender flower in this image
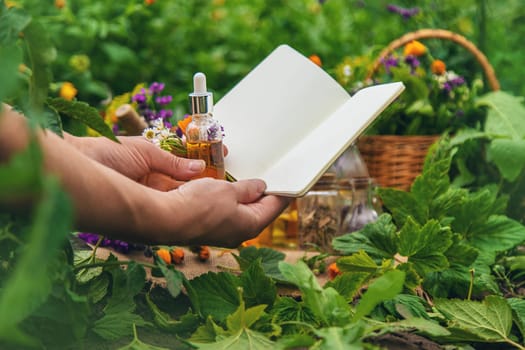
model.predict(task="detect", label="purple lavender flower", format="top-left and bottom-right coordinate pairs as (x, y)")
top-left (155, 95), bottom-right (173, 105)
top-left (132, 93), bottom-right (147, 104)
top-left (149, 82), bottom-right (165, 94)
top-left (443, 76), bottom-right (466, 92)
top-left (381, 55), bottom-right (399, 74)
top-left (77, 232), bottom-right (101, 245)
top-left (387, 4), bottom-right (420, 19)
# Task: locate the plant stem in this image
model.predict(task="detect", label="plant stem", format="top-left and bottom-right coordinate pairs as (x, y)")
top-left (74, 259), bottom-right (156, 272)
top-left (467, 268), bottom-right (474, 300)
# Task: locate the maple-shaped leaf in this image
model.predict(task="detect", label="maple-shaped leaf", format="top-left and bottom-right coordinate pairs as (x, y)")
top-left (397, 217), bottom-right (453, 276)
top-left (189, 295), bottom-right (274, 350)
top-left (332, 214), bottom-right (398, 259)
top-left (434, 295), bottom-right (516, 345)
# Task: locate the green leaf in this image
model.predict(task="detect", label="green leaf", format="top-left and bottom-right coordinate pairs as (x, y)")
top-left (278, 260), bottom-right (351, 327)
top-left (93, 312), bottom-right (151, 341)
top-left (469, 215), bottom-right (525, 267)
top-left (507, 298), bottom-right (525, 340)
top-left (189, 298), bottom-right (275, 350)
top-left (145, 293), bottom-right (199, 336)
top-left (233, 246), bottom-right (286, 282)
top-left (381, 294), bottom-right (432, 320)
top-left (184, 271), bottom-right (241, 322)
top-left (353, 269), bottom-right (405, 322)
top-left (269, 297), bottom-right (318, 334)
top-left (478, 91), bottom-right (525, 140)
top-left (156, 260), bottom-right (185, 299)
top-left (0, 44), bottom-right (23, 101)
top-left (377, 189), bottom-right (425, 227)
top-left (398, 218), bottom-right (452, 275)
top-left (332, 214), bottom-right (398, 259)
top-left (240, 258), bottom-right (277, 308)
top-left (24, 19), bottom-right (55, 111)
top-left (450, 188), bottom-right (502, 235)
top-left (312, 323), bottom-right (368, 350)
top-left (104, 261), bottom-right (146, 314)
top-left (0, 6), bottom-right (32, 45)
top-left (336, 250), bottom-right (381, 274)
top-left (324, 272), bottom-right (369, 302)
top-left (47, 98), bottom-right (119, 142)
top-left (0, 176), bottom-right (73, 345)
top-left (386, 318), bottom-right (451, 337)
top-left (487, 138), bottom-right (525, 181)
top-left (434, 295), bottom-right (513, 343)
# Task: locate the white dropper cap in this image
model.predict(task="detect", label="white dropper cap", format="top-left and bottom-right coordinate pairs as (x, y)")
top-left (189, 72), bottom-right (213, 114)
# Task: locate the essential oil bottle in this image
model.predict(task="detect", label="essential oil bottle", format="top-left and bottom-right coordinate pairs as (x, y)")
top-left (186, 72), bottom-right (225, 179)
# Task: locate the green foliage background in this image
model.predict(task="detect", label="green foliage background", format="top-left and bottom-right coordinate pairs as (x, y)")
top-left (14, 0), bottom-right (525, 113)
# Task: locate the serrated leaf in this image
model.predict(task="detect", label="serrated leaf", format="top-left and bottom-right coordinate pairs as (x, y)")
top-left (190, 299), bottom-right (274, 350)
top-left (270, 297), bottom-right (318, 334)
top-left (388, 318), bottom-right (451, 337)
top-left (435, 295), bottom-right (513, 343)
top-left (156, 260), bottom-right (185, 299)
top-left (184, 272), bottom-right (241, 322)
top-left (381, 294), bottom-right (431, 320)
top-left (487, 138), bottom-right (525, 181)
top-left (377, 189), bottom-right (425, 227)
top-left (336, 250), bottom-right (380, 274)
top-left (469, 215), bottom-right (525, 267)
top-left (332, 214), bottom-right (398, 259)
top-left (398, 218), bottom-right (452, 275)
top-left (47, 98), bottom-right (119, 142)
top-left (353, 270), bottom-right (405, 322)
top-left (450, 188), bottom-right (501, 235)
top-left (233, 246), bottom-right (286, 282)
top-left (240, 258), bottom-right (277, 308)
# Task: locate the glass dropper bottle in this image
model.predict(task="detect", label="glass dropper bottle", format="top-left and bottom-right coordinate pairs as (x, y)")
top-left (186, 72), bottom-right (225, 179)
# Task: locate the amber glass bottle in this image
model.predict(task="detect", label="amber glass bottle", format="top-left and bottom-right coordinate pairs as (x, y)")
top-left (186, 72), bottom-right (225, 179)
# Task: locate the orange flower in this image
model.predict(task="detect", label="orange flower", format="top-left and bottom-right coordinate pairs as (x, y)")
top-left (177, 115), bottom-right (192, 135)
top-left (327, 262), bottom-right (341, 280)
top-left (431, 59), bottom-right (446, 75)
top-left (59, 82), bottom-right (78, 100)
top-left (55, 0), bottom-right (66, 9)
top-left (170, 248), bottom-right (185, 264)
top-left (156, 248), bottom-right (171, 265)
top-left (144, 0), bottom-right (155, 5)
top-left (403, 40), bottom-right (427, 57)
top-left (309, 54), bottom-right (322, 67)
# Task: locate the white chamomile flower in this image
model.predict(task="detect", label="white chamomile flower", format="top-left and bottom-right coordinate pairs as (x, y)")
top-left (159, 128), bottom-right (170, 140)
top-left (142, 128), bottom-right (156, 140)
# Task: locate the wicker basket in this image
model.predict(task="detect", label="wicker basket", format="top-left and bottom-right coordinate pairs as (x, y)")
top-left (358, 29), bottom-right (499, 191)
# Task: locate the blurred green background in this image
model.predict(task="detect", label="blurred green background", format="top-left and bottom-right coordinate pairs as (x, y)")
top-left (9, 0), bottom-right (525, 116)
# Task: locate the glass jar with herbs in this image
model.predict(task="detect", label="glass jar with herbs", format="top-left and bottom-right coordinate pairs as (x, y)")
top-left (297, 173), bottom-right (342, 252)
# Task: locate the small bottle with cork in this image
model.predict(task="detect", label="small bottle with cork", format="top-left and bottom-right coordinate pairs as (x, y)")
top-left (186, 72), bottom-right (225, 179)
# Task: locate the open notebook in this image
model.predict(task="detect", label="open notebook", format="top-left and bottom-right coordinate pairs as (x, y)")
top-left (214, 45), bottom-right (404, 197)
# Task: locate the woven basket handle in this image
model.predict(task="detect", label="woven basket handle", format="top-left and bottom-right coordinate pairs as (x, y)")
top-left (366, 28), bottom-right (500, 91)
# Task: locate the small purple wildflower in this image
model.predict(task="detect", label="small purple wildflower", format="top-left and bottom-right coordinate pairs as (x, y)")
top-left (149, 82), bottom-right (165, 94)
top-left (404, 55), bottom-right (420, 73)
top-left (381, 55), bottom-right (399, 74)
top-left (443, 76), bottom-right (466, 92)
top-left (387, 4), bottom-right (420, 19)
top-left (132, 93), bottom-right (147, 104)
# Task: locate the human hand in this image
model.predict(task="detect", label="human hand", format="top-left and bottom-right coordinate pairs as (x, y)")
top-left (67, 135), bottom-right (205, 191)
top-left (148, 178), bottom-right (291, 247)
